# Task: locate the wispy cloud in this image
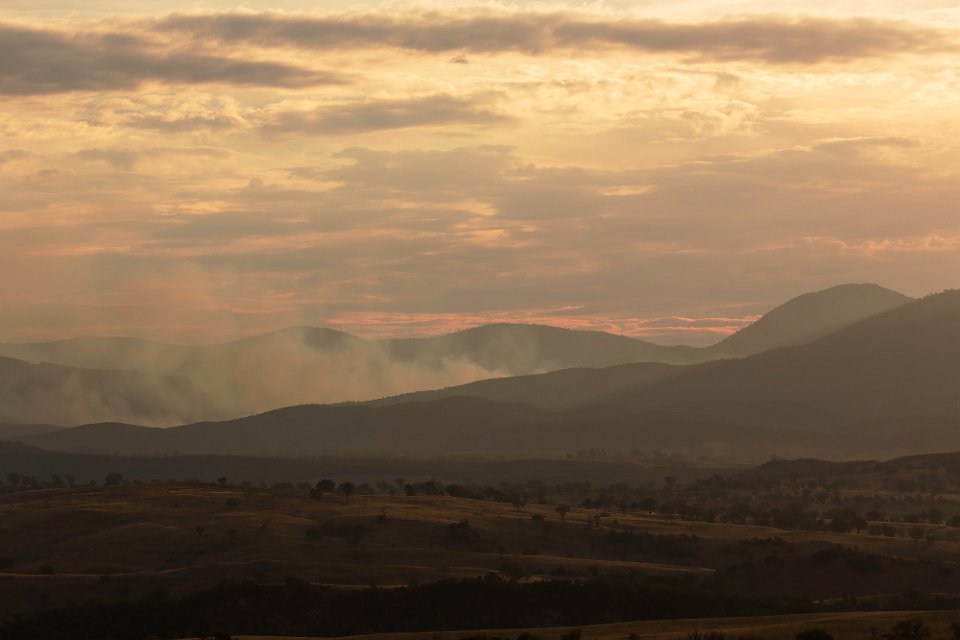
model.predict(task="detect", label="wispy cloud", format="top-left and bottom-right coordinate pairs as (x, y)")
top-left (75, 146), bottom-right (232, 170)
top-left (258, 94), bottom-right (510, 135)
top-left (158, 12), bottom-right (957, 63)
top-left (124, 114), bottom-right (243, 132)
top-left (0, 149), bottom-right (33, 166)
top-left (0, 22), bottom-right (341, 95)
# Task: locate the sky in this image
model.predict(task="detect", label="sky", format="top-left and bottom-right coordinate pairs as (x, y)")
top-left (1, 1), bottom-right (958, 346)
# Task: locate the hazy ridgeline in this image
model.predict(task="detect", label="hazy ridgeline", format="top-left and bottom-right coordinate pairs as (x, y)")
top-left (5, 285), bottom-right (960, 462)
top-left (0, 283), bottom-right (917, 440)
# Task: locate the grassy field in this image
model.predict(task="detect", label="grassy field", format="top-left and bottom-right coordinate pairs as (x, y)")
top-left (4, 483), bottom-right (960, 624)
top-left (0, 483), bottom-right (708, 614)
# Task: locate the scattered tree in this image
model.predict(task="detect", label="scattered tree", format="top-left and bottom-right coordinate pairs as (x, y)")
top-left (883, 620), bottom-right (932, 640)
top-left (339, 482), bottom-right (356, 500)
top-left (311, 479), bottom-right (336, 499)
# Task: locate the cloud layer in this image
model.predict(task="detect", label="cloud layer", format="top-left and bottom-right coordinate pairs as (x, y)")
top-left (159, 12), bottom-right (954, 63)
top-left (0, 22), bottom-right (339, 95)
top-left (0, 2), bottom-right (958, 345)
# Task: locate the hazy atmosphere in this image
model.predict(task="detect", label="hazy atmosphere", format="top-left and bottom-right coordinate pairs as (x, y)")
top-left (2, 1), bottom-right (959, 344)
top-left (4, 4), bottom-right (960, 639)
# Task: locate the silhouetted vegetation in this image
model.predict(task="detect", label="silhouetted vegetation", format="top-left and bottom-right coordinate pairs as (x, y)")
top-left (0, 573), bottom-right (813, 640)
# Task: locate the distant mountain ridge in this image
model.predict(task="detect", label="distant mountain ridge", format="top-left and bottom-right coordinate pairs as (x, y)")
top-left (0, 283), bottom-right (915, 427)
top-left (705, 283), bottom-right (910, 358)
top-left (370, 284), bottom-right (911, 410)
top-left (606, 289), bottom-right (960, 415)
top-left (22, 397), bottom-right (552, 457)
top-left (1, 283), bottom-right (909, 376)
top-left (0, 321), bottom-right (700, 425)
top-left (382, 323), bottom-right (701, 371)
top-left (17, 289), bottom-right (960, 461)
top-left (370, 362), bottom-right (686, 410)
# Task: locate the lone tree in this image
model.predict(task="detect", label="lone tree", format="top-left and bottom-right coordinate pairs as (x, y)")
top-left (640, 497), bottom-right (658, 514)
top-left (555, 504), bottom-right (571, 520)
top-left (217, 477), bottom-right (228, 488)
top-left (105, 473), bottom-right (123, 486)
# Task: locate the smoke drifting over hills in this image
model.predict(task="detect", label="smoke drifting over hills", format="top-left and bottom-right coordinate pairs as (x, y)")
top-left (0, 284), bottom-right (914, 429)
top-left (0, 330), bottom-right (509, 426)
top-left (8, 287), bottom-right (957, 462)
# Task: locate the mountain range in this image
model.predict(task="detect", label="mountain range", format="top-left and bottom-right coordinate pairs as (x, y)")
top-left (7, 284), bottom-right (959, 461)
top-left (0, 283), bottom-right (909, 427)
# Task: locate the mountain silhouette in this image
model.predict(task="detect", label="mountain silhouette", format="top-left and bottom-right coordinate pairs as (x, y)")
top-left (0, 323), bottom-right (694, 421)
top-left (370, 362), bottom-right (684, 410)
top-left (0, 422), bottom-right (62, 440)
top-left (0, 284), bottom-right (923, 432)
top-left (592, 289), bottom-right (960, 456)
top-left (21, 289), bottom-right (960, 460)
top-left (608, 289), bottom-right (960, 413)
top-left (370, 284), bottom-right (912, 410)
top-left (705, 283), bottom-right (910, 358)
top-left (382, 323), bottom-right (700, 372)
top-left (23, 397), bottom-right (553, 456)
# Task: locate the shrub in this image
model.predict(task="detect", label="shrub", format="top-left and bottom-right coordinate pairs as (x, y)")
top-left (883, 619), bottom-right (932, 640)
top-left (446, 520), bottom-right (480, 543)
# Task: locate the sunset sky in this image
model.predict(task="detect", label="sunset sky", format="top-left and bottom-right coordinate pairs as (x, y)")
top-left (1, 1), bottom-right (958, 345)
